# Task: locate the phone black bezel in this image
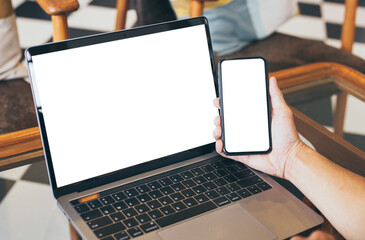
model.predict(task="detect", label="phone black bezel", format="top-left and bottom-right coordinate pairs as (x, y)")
top-left (218, 57), bottom-right (272, 156)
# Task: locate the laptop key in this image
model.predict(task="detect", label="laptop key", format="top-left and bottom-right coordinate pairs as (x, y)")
top-left (81, 209), bottom-right (103, 221)
top-left (113, 192), bottom-right (127, 201)
top-left (74, 203), bottom-right (90, 213)
top-left (148, 190), bottom-right (163, 199)
top-left (146, 200), bottom-right (162, 209)
top-left (233, 163), bottom-right (247, 171)
top-left (171, 183), bottom-right (186, 191)
top-left (125, 197), bottom-right (140, 207)
top-left (110, 212), bottom-right (126, 222)
top-left (136, 185), bottom-right (151, 194)
top-left (124, 188), bottom-right (139, 198)
top-left (170, 192), bottom-right (185, 201)
top-left (135, 203), bottom-right (150, 214)
top-left (257, 182), bottom-right (272, 191)
top-left (100, 196), bottom-right (115, 205)
top-left (147, 181), bottom-right (162, 190)
top-left (158, 178), bottom-right (173, 186)
top-left (140, 221), bottom-right (159, 233)
top-left (159, 196), bottom-right (173, 205)
top-left (114, 231), bottom-right (131, 240)
top-left (100, 205), bottom-right (116, 215)
top-left (211, 162), bottom-right (224, 169)
top-left (224, 166), bottom-right (238, 174)
top-left (113, 201), bottom-right (128, 211)
top-left (237, 176), bottom-right (263, 188)
top-left (226, 193), bottom-right (241, 202)
top-left (194, 194), bottom-right (209, 203)
top-left (87, 216), bottom-right (112, 229)
top-left (181, 179), bottom-right (197, 188)
top-left (181, 189), bottom-right (196, 198)
top-left (214, 169), bottom-right (228, 177)
top-left (183, 198), bottom-right (198, 207)
top-left (135, 213), bottom-right (151, 224)
top-left (156, 201), bottom-right (217, 228)
top-left (193, 176), bottom-right (207, 184)
top-left (148, 209), bottom-right (164, 219)
top-left (160, 186), bottom-right (175, 195)
top-left (205, 190), bottom-right (220, 200)
top-left (169, 174), bottom-right (184, 183)
top-left (191, 167), bottom-right (204, 176)
top-left (202, 182), bottom-right (217, 190)
top-left (94, 222), bottom-right (126, 238)
top-left (201, 165), bottom-right (215, 172)
top-left (127, 227), bottom-right (144, 238)
top-left (234, 169), bottom-right (254, 179)
top-left (181, 171), bottom-right (194, 179)
top-left (236, 189), bottom-right (252, 199)
top-left (214, 178), bottom-right (228, 187)
top-left (213, 196), bottom-right (231, 207)
top-left (192, 185), bottom-right (207, 194)
top-left (171, 202), bottom-right (187, 211)
top-left (136, 193), bottom-right (151, 203)
top-left (123, 218), bottom-right (139, 228)
top-left (223, 175), bottom-right (238, 183)
top-left (87, 199), bottom-right (102, 209)
top-left (221, 158), bottom-right (235, 166)
top-left (216, 186), bottom-right (230, 196)
top-left (203, 172), bottom-right (217, 181)
top-left (226, 183), bottom-right (241, 192)
top-left (160, 206), bottom-right (176, 215)
top-left (247, 185), bottom-right (262, 194)
top-left (122, 208), bottom-right (138, 218)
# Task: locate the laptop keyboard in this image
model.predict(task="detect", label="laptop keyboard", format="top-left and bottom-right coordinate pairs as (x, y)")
top-left (70, 156), bottom-right (272, 239)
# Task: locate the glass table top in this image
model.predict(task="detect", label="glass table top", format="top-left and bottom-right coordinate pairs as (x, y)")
top-left (282, 76), bottom-right (365, 152)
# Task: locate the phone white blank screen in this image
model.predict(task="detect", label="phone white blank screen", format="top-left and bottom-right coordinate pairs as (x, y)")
top-left (221, 58), bottom-right (270, 153)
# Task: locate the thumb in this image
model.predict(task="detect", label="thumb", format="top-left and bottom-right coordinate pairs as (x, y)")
top-left (269, 76), bottom-right (287, 111)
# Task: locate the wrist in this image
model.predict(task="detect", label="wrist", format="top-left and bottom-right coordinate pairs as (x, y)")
top-left (283, 139), bottom-right (307, 181)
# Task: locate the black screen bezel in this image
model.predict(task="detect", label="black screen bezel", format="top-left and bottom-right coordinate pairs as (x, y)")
top-left (26, 17), bottom-right (218, 199)
top-left (218, 57), bottom-right (272, 156)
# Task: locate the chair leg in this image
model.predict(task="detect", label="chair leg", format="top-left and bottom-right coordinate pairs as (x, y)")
top-left (190, 0), bottom-right (204, 17)
top-left (51, 15), bottom-right (69, 41)
top-left (69, 221), bottom-right (82, 240)
top-left (115, 0), bottom-right (128, 31)
top-left (333, 92), bottom-right (347, 137)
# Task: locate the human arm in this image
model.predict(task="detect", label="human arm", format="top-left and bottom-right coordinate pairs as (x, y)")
top-left (213, 77), bottom-right (365, 239)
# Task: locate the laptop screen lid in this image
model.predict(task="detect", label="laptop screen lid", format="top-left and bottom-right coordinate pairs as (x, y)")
top-left (26, 17), bottom-right (217, 198)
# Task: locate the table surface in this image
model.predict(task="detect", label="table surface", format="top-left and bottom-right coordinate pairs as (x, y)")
top-left (1, 62), bottom-right (365, 173)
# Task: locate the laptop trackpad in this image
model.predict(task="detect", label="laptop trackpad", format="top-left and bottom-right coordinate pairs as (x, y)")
top-left (157, 204), bottom-right (276, 240)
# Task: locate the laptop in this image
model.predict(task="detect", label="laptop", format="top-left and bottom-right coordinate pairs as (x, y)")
top-left (26, 17), bottom-right (322, 240)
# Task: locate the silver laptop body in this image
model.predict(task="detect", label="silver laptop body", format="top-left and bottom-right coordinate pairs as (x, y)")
top-left (26, 17), bottom-right (323, 240)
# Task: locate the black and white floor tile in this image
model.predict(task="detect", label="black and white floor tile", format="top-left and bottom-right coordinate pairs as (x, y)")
top-left (1, 0), bottom-right (364, 239)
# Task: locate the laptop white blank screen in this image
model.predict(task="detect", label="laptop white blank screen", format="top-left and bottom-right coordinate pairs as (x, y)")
top-left (31, 25), bottom-right (216, 188)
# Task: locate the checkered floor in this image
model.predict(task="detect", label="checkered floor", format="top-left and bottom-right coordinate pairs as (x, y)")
top-left (1, 0), bottom-right (365, 239)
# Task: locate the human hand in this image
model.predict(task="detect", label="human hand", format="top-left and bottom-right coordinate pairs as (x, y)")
top-left (291, 231), bottom-right (335, 240)
top-left (213, 76), bottom-right (305, 179)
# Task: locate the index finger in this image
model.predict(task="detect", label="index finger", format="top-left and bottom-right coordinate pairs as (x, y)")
top-left (213, 98), bottom-right (220, 109)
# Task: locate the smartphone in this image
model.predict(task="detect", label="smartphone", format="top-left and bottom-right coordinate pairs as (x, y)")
top-left (218, 57), bottom-right (272, 155)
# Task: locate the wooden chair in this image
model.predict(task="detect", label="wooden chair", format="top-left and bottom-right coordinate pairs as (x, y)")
top-left (35, 0), bottom-right (129, 42)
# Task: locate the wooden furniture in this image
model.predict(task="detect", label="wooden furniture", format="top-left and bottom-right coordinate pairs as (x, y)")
top-left (35, 0), bottom-right (129, 41)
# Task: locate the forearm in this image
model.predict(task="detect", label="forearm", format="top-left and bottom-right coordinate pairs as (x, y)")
top-left (286, 142), bottom-right (365, 240)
